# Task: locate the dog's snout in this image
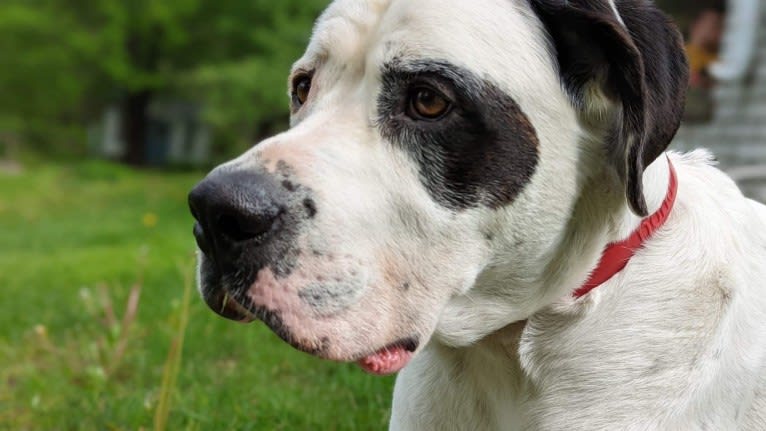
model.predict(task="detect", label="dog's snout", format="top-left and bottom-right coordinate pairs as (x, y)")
top-left (189, 170), bottom-right (284, 257)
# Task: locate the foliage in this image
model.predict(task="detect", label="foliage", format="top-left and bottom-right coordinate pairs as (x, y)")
top-left (0, 0), bottom-right (328, 161)
top-left (0, 3), bottom-right (91, 155)
top-left (0, 161), bottom-right (394, 429)
top-left (183, 1), bottom-right (329, 146)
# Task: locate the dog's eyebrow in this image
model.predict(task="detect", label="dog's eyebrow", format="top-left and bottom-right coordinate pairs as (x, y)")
top-left (381, 59), bottom-right (481, 93)
top-left (290, 59), bottom-right (322, 79)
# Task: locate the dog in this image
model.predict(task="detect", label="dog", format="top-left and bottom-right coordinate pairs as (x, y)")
top-left (188, 0), bottom-right (766, 429)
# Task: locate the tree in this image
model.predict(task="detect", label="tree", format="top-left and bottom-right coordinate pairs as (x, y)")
top-left (0, 0), bottom-right (329, 164)
top-left (0, 3), bottom-right (95, 156)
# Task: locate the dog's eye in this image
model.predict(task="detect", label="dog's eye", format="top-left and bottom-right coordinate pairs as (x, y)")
top-left (408, 86), bottom-right (451, 120)
top-left (292, 74), bottom-right (313, 107)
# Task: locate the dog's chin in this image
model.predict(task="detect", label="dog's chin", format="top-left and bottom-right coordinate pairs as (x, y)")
top-left (199, 263), bottom-right (420, 375)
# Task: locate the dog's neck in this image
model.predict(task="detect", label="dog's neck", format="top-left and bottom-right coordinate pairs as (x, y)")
top-left (504, 151), bottom-right (675, 321)
top-left (434, 148), bottom-right (675, 348)
top-left (541, 153), bottom-right (673, 300)
top-left (454, 154), bottom-right (677, 379)
top-left (572, 156), bottom-right (676, 298)
top-left (605, 156), bottom-right (672, 247)
top-left (470, 156), bottom-right (675, 347)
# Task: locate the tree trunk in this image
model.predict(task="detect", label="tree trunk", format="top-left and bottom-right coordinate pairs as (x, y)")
top-left (122, 90), bottom-right (152, 166)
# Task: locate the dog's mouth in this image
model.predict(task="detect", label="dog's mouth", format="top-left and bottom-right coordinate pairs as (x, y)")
top-left (355, 338), bottom-right (419, 375)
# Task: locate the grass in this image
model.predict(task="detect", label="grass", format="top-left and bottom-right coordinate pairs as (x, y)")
top-left (0, 159), bottom-right (394, 430)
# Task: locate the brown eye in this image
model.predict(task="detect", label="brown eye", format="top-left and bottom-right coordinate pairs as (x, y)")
top-left (409, 87), bottom-right (451, 120)
top-left (292, 75), bottom-right (312, 107)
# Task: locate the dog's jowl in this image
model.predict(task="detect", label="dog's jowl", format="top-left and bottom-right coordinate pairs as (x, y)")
top-left (189, 0), bottom-right (766, 429)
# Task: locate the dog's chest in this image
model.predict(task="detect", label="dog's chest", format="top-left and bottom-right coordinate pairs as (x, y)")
top-left (394, 275), bottom-right (760, 431)
top-left (392, 326), bottom-right (532, 430)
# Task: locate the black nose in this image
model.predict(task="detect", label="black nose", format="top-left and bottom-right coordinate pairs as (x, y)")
top-left (189, 170), bottom-right (284, 259)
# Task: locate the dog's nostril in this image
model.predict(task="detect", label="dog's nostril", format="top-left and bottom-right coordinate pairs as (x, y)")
top-left (216, 211), bottom-right (277, 243)
top-left (193, 223), bottom-right (212, 254)
top-left (188, 193), bottom-right (203, 222)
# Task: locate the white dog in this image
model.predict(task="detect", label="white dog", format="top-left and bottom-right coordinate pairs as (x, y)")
top-left (188, 0), bottom-right (766, 429)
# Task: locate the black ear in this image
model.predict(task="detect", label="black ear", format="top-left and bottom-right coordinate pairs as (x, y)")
top-left (531, 0), bottom-right (689, 216)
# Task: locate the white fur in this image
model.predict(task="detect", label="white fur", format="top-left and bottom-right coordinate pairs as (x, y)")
top-left (212, 0), bottom-right (766, 428)
top-left (392, 150), bottom-right (766, 430)
top-left (609, 0), bottom-right (627, 27)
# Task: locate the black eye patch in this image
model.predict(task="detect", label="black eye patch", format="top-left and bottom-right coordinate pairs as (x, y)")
top-left (377, 59), bottom-right (540, 211)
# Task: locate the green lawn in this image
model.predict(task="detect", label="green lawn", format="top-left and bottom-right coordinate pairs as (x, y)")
top-left (0, 160), bottom-right (394, 430)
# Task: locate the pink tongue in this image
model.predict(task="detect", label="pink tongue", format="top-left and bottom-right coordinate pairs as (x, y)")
top-left (357, 345), bottom-right (413, 376)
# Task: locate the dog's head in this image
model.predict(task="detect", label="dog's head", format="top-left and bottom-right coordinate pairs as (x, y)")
top-left (189, 0), bottom-right (687, 374)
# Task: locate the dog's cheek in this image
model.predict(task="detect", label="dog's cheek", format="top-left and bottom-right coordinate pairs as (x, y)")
top-left (232, 112), bottom-right (487, 353)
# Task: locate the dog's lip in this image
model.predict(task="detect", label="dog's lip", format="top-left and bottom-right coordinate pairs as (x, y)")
top-left (197, 250), bottom-right (255, 323)
top-left (219, 292), bottom-right (258, 324)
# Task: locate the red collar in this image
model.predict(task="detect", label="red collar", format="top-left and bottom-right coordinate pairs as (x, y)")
top-left (573, 159), bottom-right (678, 299)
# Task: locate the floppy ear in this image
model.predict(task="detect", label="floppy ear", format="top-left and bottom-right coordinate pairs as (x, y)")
top-left (531, 0), bottom-right (689, 216)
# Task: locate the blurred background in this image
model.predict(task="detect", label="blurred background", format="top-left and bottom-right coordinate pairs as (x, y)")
top-left (0, 1), bottom-right (764, 430)
top-left (658, 0), bottom-right (766, 202)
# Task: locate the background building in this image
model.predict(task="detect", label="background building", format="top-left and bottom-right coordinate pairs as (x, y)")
top-left (89, 101), bottom-right (211, 167)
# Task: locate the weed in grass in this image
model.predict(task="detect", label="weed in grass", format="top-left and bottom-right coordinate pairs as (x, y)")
top-left (79, 253), bottom-right (147, 382)
top-left (3, 274), bottom-right (148, 428)
top-left (154, 260), bottom-right (195, 431)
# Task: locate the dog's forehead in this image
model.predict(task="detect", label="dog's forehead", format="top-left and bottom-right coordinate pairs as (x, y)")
top-left (304, 0), bottom-right (550, 82)
top-left (301, 0), bottom-right (391, 65)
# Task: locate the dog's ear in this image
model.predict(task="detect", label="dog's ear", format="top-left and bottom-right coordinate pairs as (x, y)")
top-left (531, 0), bottom-right (688, 216)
